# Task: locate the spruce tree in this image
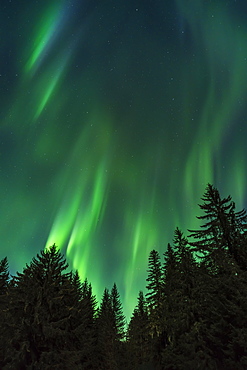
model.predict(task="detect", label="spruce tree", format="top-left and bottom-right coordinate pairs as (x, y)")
top-left (162, 243), bottom-right (178, 346)
top-left (0, 257), bottom-right (9, 294)
top-left (110, 283), bottom-right (126, 369)
top-left (162, 232), bottom-right (198, 353)
top-left (188, 184), bottom-right (247, 271)
top-left (78, 277), bottom-right (98, 369)
top-left (111, 283), bottom-right (125, 341)
top-left (0, 257), bottom-right (9, 368)
top-left (4, 245), bottom-right (84, 369)
top-left (162, 231), bottom-right (214, 369)
top-left (186, 186), bottom-right (247, 367)
top-left (146, 249), bottom-right (163, 338)
top-left (96, 288), bottom-right (117, 369)
top-left (146, 250), bottom-right (163, 307)
top-left (96, 284), bottom-right (126, 369)
top-left (127, 291), bottom-right (151, 368)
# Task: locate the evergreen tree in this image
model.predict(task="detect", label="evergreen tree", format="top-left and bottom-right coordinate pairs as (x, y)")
top-left (188, 184), bottom-right (247, 271)
top-left (111, 283), bottom-right (126, 341)
top-left (185, 185), bottom-right (247, 368)
top-left (173, 228), bottom-right (198, 300)
top-left (111, 283), bottom-right (126, 369)
top-left (162, 242), bottom-right (178, 346)
top-left (0, 257), bottom-right (9, 368)
top-left (4, 245), bottom-right (85, 369)
top-left (127, 291), bottom-right (151, 368)
top-left (229, 204), bottom-right (247, 270)
top-left (0, 257), bottom-right (9, 294)
top-left (96, 288), bottom-right (117, 370)
top-left (146, 249), bottom-right (164, 338)
top-left (80, 279), bottom-right (97, 369)
top-left (146, 250), bottom-right (163, 308)
top-left (162, 231), bottom-right (214, 369)
top-left (163, 234), bottom-right (192, 345)
top-left (71, 274), bottom-right (98, 369)
top-left (96, 284), bottom-right (126, 369)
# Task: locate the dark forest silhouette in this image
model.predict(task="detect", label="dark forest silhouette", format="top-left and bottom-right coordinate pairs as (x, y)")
top-left (1, 184), bottom-right (247, 369)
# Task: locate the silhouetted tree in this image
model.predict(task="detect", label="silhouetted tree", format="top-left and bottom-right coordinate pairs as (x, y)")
top-left (0, 257), bottom-right (9, 294)
top-left (4, 245), bottom-right (85, 369)
top-left (188, 184), bottom-right (247, 271)
top-left (96, 284), bottom-right (126, 369)
top-left (161, 242), bottom-right (178, 347)
top-left (96, 288), bottom-right (117, 369)
top-left (146, 249), bottom-right (164, 339)
top-left (162, 231), bottom-right (214, 369)
top-left (186, 185), bottom-right (247, 368)
top-left (127, 291), bottom-right (151, 368)
top-left (110, 283), bottom-right (126, 368)
top-left (0, 257), bottom-right (10, 367)
top-left (111, 283), bottom-right (125, 341)
top-left (78, 277), bottom-right (98, 369)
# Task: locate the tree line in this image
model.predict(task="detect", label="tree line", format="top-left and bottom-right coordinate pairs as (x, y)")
top-left (1, 184), bottom-right (247, 369)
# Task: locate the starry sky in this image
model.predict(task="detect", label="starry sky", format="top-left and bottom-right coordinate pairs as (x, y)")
top-left (1, 0), bottom-right (247, 320)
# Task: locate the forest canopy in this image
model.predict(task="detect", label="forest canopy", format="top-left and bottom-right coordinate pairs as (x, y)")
top-left (1, 184), bottom-right (247, 369)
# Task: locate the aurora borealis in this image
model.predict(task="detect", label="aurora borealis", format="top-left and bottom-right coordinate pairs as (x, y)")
top-left (1, 0), bottom-right (247, 320)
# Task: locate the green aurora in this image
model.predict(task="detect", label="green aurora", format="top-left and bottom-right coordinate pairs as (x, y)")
top-left (1, 0), bottom-right (247, 319)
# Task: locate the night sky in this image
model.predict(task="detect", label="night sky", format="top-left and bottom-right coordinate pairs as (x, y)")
top-left (1, 0), bottom-right (247, 320)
